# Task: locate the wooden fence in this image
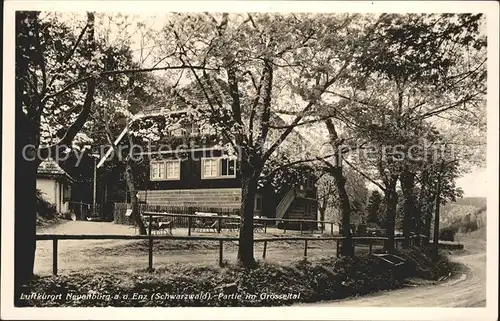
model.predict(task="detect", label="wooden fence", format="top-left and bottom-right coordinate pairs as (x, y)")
top-left (139, 211), bottom-right (337, 235)
top-left (114, 204), bottom-right (334, 233)
top-left (36, 232), bottom-right (424, 275)
top-left (114, 204), bottom-right (240, 225)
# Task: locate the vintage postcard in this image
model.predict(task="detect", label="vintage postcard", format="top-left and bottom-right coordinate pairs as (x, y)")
top-left (1, 1), bottom-right (498, 320)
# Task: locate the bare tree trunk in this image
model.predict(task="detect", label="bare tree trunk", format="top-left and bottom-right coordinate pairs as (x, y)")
top-left (330, 166), bottom-right (353, 257)
top-left (125, 162), bottom-right (146, 235)
top-left (14, 129), bottom-right (40, 304)
top-left (318, 205), bottom-right (326, 232)
top-left (14, 11), bottom-right (41, 302)
top-left (422, 203), bottom-right (434, 246)
top-left (432, 160), bottom-right (445, 259)
top-left (417, 170), bottom-right (428, 246)
top-left (324, 119), bottom-right (353, 256)
top-left (125, 134), bottom-right (146, 235)
top-left (400, 170), bottom-right (416, 248)
top-left (384, 176), bottom-right (399, 252)
top-left (237, 159), bottom-right (260, 267)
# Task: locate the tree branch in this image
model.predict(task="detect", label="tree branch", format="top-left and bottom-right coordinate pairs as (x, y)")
top-left (417, 91), bottom-right (484, 120)
top-left (262, 55), bottom-right (353, 163)
top-left (265, 152), bottom-right (337, 178)
top-left (257, 60), bottom-right (273, 152)
top-left (41, 64), bottom-right (215, 103)
top-left (38, 78), bottom-right (96, 158)
top-left (342, 157), bottom-right (386, 192)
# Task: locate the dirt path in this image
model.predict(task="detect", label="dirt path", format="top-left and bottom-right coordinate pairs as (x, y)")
top-left (303, 229), bottom-right (487, 307)
top-left (34, 221), bottom-right (339, 275)
top-left (301, 252), bottom-right (486, 307)
top-left (36, 221), bottom-right (486, 307)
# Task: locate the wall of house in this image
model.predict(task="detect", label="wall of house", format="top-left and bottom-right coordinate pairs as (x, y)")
top-left (283, 197), bottom-right (318, 230)
top-left (37, 178), bottom-right (57, 207)
top-left (137, 149), bottom-right (241, 191)
top-left (137, 188), bottom-right (242, 209)
top-left (259, 189), bottom-right (277, 218)
top-left (36, 178), bottom-right (70, 213)
top-left (58, 181), bottom-right (70, 213)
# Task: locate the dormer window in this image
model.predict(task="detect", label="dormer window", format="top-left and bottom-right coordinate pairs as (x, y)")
top-left (169, 124), bottom-right (185, 137)
top-left (186, 123), bottom-right (200, 136)
top-left (300, 173), bottom-right (315, 190)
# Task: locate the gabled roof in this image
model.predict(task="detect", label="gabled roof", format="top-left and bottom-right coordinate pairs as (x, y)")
top-left (96, 109), bottom-right (190, 168)
top-left (96, 107), bottom-right (316, 168)
top-left (37, 159), bottom-right (74, 182)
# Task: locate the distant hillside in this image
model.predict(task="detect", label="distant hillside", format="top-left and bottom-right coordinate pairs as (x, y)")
top-left (440, 197), bottom-right (487, 213)
top-left (439, 197), bottom-right (487, 229)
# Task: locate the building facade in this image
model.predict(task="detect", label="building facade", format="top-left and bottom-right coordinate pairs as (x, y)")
top-left (36, 159), bottom-right (73, 213)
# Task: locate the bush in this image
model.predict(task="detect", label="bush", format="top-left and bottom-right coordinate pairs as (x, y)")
top-left (18, 248), bottom-right (453, 307)
top-left (396, 247), bottom-right (451, 280)
top-left (461, 220), bottom-right (478, 233)
top-left (439, 225), bottom-right (458, 241)
top-left (36, 189), bottom-right (58, 220)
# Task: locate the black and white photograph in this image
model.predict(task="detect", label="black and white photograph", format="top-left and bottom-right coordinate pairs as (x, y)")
top-left (1, 1), bottom-right (498, 320)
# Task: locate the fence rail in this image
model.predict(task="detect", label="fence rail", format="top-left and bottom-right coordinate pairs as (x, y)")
top-left (36, 233), bottom-right (425, 275)
top-left (140, 211), bottom-right (337, 235)
top-left (114, 204), bottom-right (336, 233)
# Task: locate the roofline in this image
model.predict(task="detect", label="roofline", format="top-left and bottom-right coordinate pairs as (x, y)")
top-left (96, 109), bottom-right (191, 168)
top-left (135, 147), bottom-right (225, 156)
top-left (96, 109), bottom-right (311, 168)
top-left (37, 172), bottom-right (75, 183)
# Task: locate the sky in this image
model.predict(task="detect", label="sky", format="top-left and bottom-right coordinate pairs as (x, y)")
top-left (54, 13), bottom-right (489, 199)
top-left (456, 167), bottom-right (488, 197)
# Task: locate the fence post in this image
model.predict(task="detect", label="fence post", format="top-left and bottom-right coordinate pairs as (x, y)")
top-left (52, 238), bottom-right (58, 275)
top-left (300, 221), bottom-right (303, 235)
top-left (263, 240), bottom-right (267, 259)
top-left (369, 243), bottom-right (373, 254)
top-left (264, 220), bottom-right (267, 234)
top-left (219, 240), bottom-right (223, 266)
top-left (217, 217), bottom-right (222, 234)
top-left (331, 223), bottom-right (334, 236)
top-left (148, 214), bottom-right (152, 236)
top-left (336, 239), bottom-right (340, 257)
top-left (188, 216), bottom-right (192, 236)
top-left (283, 220), bottom-right (286, 233)
top-left (148, 235), bottom-right (153, 272)
top-left (304, 239), bottom-right (308, 257)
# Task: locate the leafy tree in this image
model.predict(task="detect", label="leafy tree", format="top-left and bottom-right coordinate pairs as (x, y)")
top-left (15, 11), bottom-right (97, 296)
top-left (366, 190), bottom-right (383, 225)
top-left (316, 173), bottom-right (336, 231)
top-left (158, 13), bottom-right (370, 265)
top-left (315, 167), bottom-right (368, 234)
top-left (331, 13), bottom-right (486, 250)
top-left (15, 11), bottom-right (205, 292)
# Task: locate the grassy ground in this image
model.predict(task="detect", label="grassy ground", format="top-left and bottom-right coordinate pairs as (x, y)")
top-left (25, 220), bottom-right (466, 307)
top-left (308, 226), bottom-right (487, 307)
top-left (20, 246), bottom-right (451, 307)
top-left (35, 221), bottom-right (348, 275)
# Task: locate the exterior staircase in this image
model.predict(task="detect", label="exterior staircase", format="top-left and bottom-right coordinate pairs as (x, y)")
top-left (276, 188), bottom-right (296, 221)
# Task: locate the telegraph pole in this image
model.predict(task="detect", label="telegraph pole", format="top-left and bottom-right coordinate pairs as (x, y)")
top-left (92, 156), bottom-right (97, 217)
top-left (432, 160), bottom-right (445, 259)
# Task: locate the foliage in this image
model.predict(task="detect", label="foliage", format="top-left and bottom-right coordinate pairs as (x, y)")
top-left (439, 226), bottom-right (458, 242)
top-left (315, 168), bottom-right (368, 224)
top-left (18, 248), bottom-right (452, 307)
top-left (366, 190), bottom-right (383, 225)
top-left (35, 189), bottom-right (58, 220)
